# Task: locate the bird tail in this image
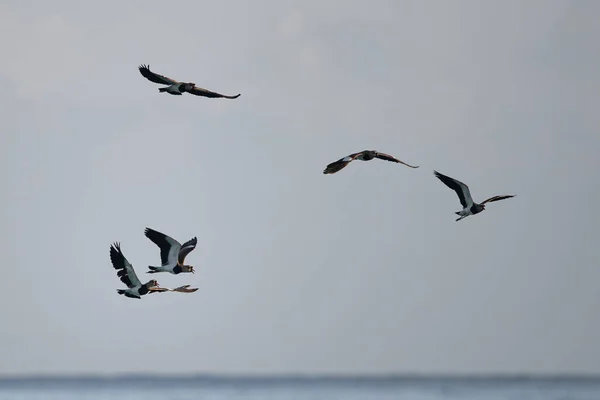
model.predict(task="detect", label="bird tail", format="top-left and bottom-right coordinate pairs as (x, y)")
top-left (158, 87), bottom-right (168, 93)
top-left (147, 266), bottom-right (161, 274)
top-left (117, 289), bottom-right (126, 295)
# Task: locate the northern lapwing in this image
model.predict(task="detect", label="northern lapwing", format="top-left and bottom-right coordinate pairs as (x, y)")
top-left (144, 227), bottom-right (198, 275)
top-left (323, 150), bottom-right (418, 174)
top-left (433, 170), bottom-right (515, 221)
top-left (138, 64), bottom-right (240, 99)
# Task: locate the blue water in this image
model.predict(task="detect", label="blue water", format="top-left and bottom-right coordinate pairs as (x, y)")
top-left (1, 376), bottom-right (600, 400)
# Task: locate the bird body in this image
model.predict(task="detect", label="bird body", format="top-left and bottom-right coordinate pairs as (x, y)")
top-left (158, 82), bottom-right (194, 95)
top-left (433, 170), bottom-right (515, 221)
top-left (144, 227), bottom-right (198, 274)
top-left (323, 150), bottom-right (418, 174)
top-left (116, 286), bottom-right (152, 299)
top-left (354, 151), bottom-right (378, 161)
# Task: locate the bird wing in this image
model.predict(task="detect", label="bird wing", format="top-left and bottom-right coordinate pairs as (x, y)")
top-left (323, 152), bottom-right (361, 174)
top-left (144, 227), bottom-right (181, 266)
top-left (374, 152), bottom-right (419, 168)
top-left (138, 64), bottom-right (179, 85)
top-left (178, 237), bottom-right (198, 264)
top-left (481, 194), bottom-right (516, 205)
top-left (433, 170), bottom-right (473, 209)
top-left (187, 85), bottom-right (241, 99)
top-left (147, 287), bottom-right (170, 294)
top-left (110, 242), bottom-right (142, 289)
top-left (171, 285), bottom-right (199, 293)
top-left (148, 285), bottom-right (198, 293)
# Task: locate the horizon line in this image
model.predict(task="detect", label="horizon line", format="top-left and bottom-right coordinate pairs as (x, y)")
top-left (1, 372), bottom-right (600, 381)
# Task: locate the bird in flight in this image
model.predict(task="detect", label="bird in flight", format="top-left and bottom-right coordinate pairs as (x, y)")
top-left (110, 242), bottom-right (163, 299)
top-left (433, 170), bottom-right (515, 221)
top-left (323, 150), bottom-right (418, 174)
top-left (138, 64), bottom-right (241, 99)
top-left (144, 227), bottom-right (198, 275)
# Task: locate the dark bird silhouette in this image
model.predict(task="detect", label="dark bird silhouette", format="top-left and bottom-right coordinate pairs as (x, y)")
top-left (323, 150), bottom-right (419, 174)
top-left (138, 64), bottom-right (240, 99)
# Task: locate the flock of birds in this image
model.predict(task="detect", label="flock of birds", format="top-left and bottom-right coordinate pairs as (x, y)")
top-left (110, 64), bottom-right (517, 300)
top-left (111, 228), bottom-right (201, 299)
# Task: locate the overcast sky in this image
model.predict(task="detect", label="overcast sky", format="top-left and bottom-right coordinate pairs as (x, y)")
top-left (0, 0), bottom-right (598, 376)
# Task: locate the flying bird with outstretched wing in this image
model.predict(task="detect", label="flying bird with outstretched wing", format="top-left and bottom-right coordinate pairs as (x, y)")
top-left (433, 170), bottom-right (515, 221)
top-left (110, 242), bottom-right (163, 299)
top-left (144, 227), bottom-right (198, 275)
top-left (323, 150), bottom-right (419, 174)
top-left (138, 64), bottom-right (241, 99)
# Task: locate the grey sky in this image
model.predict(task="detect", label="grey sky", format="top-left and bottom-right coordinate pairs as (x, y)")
top-left (0, 0), bottom-right (599, 376)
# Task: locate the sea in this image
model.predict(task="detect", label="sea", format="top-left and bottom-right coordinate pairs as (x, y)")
top-left (1, 376), bottom-right (599, 400)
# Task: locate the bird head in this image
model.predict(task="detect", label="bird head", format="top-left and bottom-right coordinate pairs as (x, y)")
top-left (182, 265), bottom-right (195, 274)
top-left (148, 279), bottom-right (159, 288)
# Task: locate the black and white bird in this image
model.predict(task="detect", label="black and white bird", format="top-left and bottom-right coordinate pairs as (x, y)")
top-left (433, 170), bottom-right (515, 221)
top-left (323, 150), bottom-right (419, 174)
top-left (138, 64), bottom-right (241, 99)
top-left (110, 242), bottom-right (162, 299)
top-left (144, 227), bottom-right (198, 275)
